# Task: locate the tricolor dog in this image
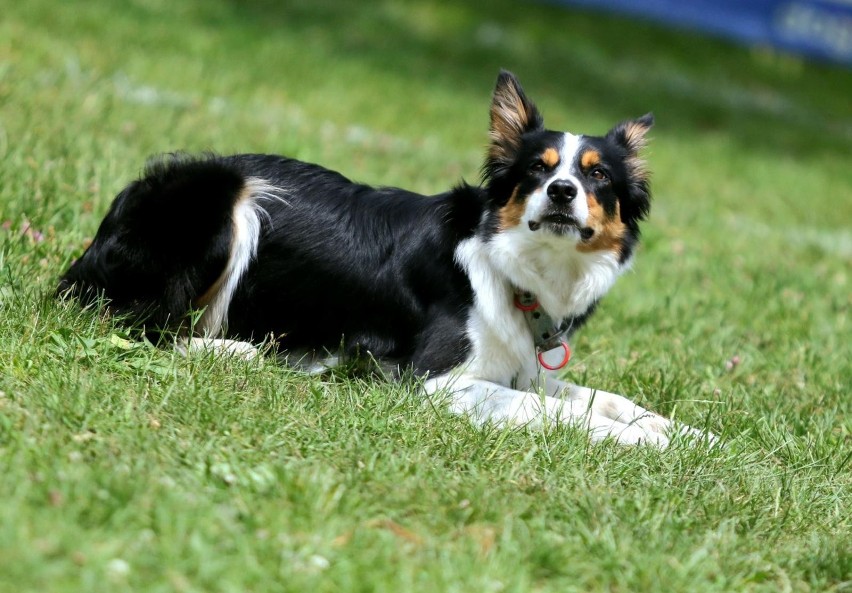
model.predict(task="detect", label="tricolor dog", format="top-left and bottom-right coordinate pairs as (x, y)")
top-left (57, 71), bottom-right (713, 447)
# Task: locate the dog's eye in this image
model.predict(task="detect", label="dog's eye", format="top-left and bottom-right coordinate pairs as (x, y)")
top-left (530, 160), bottom-right (548, 173)
top-left (590, 168), bottom-right (609, 181)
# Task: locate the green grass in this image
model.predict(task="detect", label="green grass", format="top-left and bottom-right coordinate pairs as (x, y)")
top-left (1, 0), bottom-right (851, 591)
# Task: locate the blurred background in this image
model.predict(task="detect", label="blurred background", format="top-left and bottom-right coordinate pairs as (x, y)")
top-left (3, 0), bottom-right (849, 194)
top-left (556, 0), bottom-right (852, 66)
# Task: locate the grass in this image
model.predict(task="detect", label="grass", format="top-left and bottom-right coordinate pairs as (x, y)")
top-left (1, 0), bottom-right (851, 591)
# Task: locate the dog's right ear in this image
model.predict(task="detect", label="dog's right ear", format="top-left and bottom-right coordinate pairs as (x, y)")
top-left (488, 71), bottom-right (543, 170)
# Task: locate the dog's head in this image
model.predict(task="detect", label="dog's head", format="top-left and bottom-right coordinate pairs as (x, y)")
top-left (482, 70), bottom-right (652, 263)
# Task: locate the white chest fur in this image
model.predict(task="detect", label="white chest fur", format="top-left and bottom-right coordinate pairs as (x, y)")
top-left (455, 233), bottom-right (625, 383)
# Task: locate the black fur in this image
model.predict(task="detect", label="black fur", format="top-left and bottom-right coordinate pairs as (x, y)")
top-left (223, 155), bottom-right (483, 373)
top-left (57, 155), bottom-right (242, 330)
top-left (59, 154), bottom-right (484, 374)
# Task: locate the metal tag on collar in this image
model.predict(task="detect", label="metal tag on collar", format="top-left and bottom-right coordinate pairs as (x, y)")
top-left (513, 289), bottom-right (572, 370)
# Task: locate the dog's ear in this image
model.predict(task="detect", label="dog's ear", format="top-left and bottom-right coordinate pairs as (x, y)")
top-left (488, 71), bottom-right (543, 168)
top-left (608, 114), bottom-right (654, 221)
top-left (606, 113), bottom-right (654, 178)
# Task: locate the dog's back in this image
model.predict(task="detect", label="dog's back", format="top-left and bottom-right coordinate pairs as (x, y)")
top-left (58, 153), bottom-right (484, 373)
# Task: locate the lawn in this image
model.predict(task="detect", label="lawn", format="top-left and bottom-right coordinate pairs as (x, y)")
top-left (1, 0), bottom-right (850, 591)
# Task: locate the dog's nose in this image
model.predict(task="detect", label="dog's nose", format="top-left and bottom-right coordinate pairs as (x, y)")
top-left (547, 180), bottom-right (577, 204)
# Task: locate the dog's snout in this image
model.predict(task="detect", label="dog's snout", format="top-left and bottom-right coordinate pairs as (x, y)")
top-left (546, 180), bottom-right (577, 204)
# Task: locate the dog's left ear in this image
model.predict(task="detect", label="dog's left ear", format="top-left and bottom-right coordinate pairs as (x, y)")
top-left (488, 70), bottom-right (544, 169)
top-left (606, 113), bottom-right (653, 159)
top-left (606, 113), bottom-right (654, 181)
top-left (608, 113), bottom-right (654, 221)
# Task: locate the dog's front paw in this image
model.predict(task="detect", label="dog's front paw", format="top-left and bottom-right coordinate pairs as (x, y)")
top-left (631, 412), bottom-right (671, 436)
top-left (632, 413), bottom-right (719, 448)
top-left (587, 423), bottom-right (670, 448)
top-left (619, 424), bottom-right (671, 448)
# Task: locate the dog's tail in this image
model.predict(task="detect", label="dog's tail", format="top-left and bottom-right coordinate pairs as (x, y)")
top-left (56, 154), bottom-right (272, 337)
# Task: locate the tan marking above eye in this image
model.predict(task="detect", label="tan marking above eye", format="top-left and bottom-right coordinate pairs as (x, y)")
top-left (541, 147), bottom-right (560, 168)
top-left (581, 150), bottom-right (601, 170)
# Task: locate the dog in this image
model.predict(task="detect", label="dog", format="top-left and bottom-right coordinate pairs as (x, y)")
top-left (57, 70), bottom-right (713, 447)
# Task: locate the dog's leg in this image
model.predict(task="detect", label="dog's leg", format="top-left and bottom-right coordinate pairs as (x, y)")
top-left (177, 337), bottom-right (260, 360)
top-left (539, 376), bottom-right (716, 444)
top-left (424, 374), bottom-right (670, 446)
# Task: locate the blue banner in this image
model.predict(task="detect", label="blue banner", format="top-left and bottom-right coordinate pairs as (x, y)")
top-left (551, 0), bottom-right (852, 66)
